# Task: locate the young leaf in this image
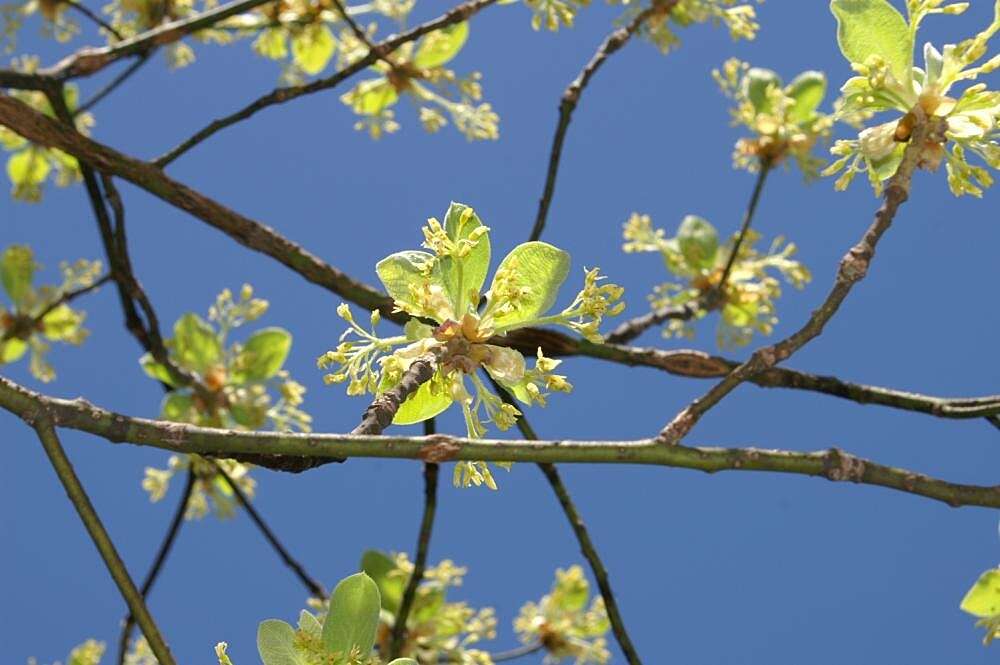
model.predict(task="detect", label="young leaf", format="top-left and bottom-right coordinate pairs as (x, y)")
top-left (961, 569), bottom-right (1000, 618)
top-left (377, 251), bottom-right (440, 311)
top-left (7, 149), bottom-right (51, 194)
top-left (1, 245), bottom-right (37, 307)
top-left (298, 610), bottom-right (322, 639)
top-left (379, 370), bottom-right (453, 425)
top-left (291, 24), bottom-right (336, 75)
top-left (40, 304), bottom-right (84, 342)
top-left (238, 327), bottom-right (292, 381)
top-left (321, 573), bottom-right (382, 660)
top-left (257, 619), bottom-right (306, 665)
top-left (786, 71), bottom-right (827, 123)
top-left (174, 313), bottom-right (222, 374)
top-left (140, 353), bottom-right (178, 387)
top-left (361, 549), bottom-right (405, 613)
top-left (0, 338), bottom-right (28, 363)
top-left (161, 392), bottom-right (195, 422)
top-left (830, 0), bottom-right (912, 82)
top-left (677, 215), bottom-right (719, 270)
top-left (343, 78), bottom-right (399, 115)
top-left (440, 202), bottom-right (491, 317)
top-left (743, 68), bottom-right (782, 113)
top-left (413, 22), bottom-right (469, 69)
top-left (387, 660), bottom-right (419, 665)
top-left (488, 241), bottom-right (570, 328)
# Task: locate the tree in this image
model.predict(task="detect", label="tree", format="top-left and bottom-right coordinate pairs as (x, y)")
top-left (2, 0), bottom-right (1000, 662)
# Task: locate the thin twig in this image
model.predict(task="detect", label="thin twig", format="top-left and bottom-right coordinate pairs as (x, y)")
top-left (328, 0), bottom-right (396, 70)
top-left (390, 419), bottom-right (440, 659)
top-left (64, 0), bottom-right (125, 40)
top-left (115, 470), bottom-right (195, 665)
top-left (5, 375), bottom-right (1000, 508)
top-left (215, 461), bottom-right (327, 598)
top-left (491, 642), bottom-right (545, 662)
top-left (153, 0), bottom-right (499, 167)
top-left (528, 1), bottom-right (675, 242)
top-left (77, 52), bottom-right (154, 115)
top-left (31, 419), bottom-right (176, 665)
top-left (714, 159), bottom-right (773, 300)
top-left (0, 274), bottom-right (111, 342)
top-left (352, 355), bottom-right (438, 435)
top-left (603, 301), bottom-right (701, 345)
top-left (659, 111), bottom-right (942, 444)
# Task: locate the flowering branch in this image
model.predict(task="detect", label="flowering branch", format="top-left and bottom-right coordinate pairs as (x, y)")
top-left (660, 110), bottom-right (941, 444)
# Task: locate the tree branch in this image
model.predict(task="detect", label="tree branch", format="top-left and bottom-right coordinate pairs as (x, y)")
top-left (528, 1), bottom-right (675, 242)
top-left (353, 355), bottom-right (438, 435)
top-left (389, 420), bottom-right (439, 659)
top-left (153, 0), bottom-right (499, 167)
top-left (215, 461), bottom-right (327, 598)
top-left (77, 52), bottom-right (154, 115)
top-left (115, 469), bottom-right (194, 665)
top-left (3, 375), bottom-right (999, 507)
top-left (4, 93), bottom-right (995, 427)
top-left (31, 419), bottom-right (177, 665)
top-left (659, 111), bottom-right (943, 443)
top-left (714, 158), bottom-right (773, 298)
top-left (0, 273), bottom-right (111, 342)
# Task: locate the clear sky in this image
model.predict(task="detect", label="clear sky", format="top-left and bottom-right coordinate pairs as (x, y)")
top-left (3, 1), bottom-right (1000, 663)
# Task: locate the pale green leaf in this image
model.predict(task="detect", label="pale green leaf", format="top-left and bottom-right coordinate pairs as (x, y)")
top-left (140, 353), bottom-right (178, 387)
top-left (413, 22), bottom-right (469, 69)
top-left (785, 71), bottom-right (827, 123)
top-left (298, 610), bottom-right (323, 639)
top-left (257, 619), bottom-right (307, 665)
top-left (677, 215), bottom-right (719, 270)
top-left (343, 78), bottom-right (399, 115)
top-left (173, 313), bottom-right (222, 374)
top-left (7, 149), bottom-right (51, 187)
top-left (1, 245), bottom-right (37, 307)
top-left (376, 250), bottom-right (452, 320)
top-left (238, 327), bottom-right (292, 382)
top-left (361, 549), bottom-right (405, 613)
top-left (40, 303), bottom-right (84, 342)
top-left (439, 202), bottom-right (490, 317)
top-left (321, 573), bottom-right (382, 661)
top-left (0, 338), bottom-right (28, 363)
top-left (379, 369), bottom-right (453, 425)
top-left (161, 392), bottom-right (195, 422)
top-left (831, 0), bottom-right (912, 81)
top-left (743, 68), bottom-right (782, 114)
top-left (230, 399), bottom-right (268, 429)
top-left (291, 24), bottom-right (336, 75)
top-left (488, 241), bottom-right (570, 329)
top-left (962, 569), bottom-right (1000, 618)
top-left (388, 660), bottom-right (419, 665)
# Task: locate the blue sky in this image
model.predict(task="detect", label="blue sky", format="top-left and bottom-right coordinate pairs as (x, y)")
top-left (3, 1), bottom-right (1000, 663)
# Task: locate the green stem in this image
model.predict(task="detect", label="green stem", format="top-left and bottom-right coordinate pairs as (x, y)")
top-left (32, 419), bottom-right (176, 665)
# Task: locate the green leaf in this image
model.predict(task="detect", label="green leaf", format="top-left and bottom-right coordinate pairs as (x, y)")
top-left (830, 0), bottom-right (912, 82)
top-left (257, 619), bottom-right (307, 665)
top-left (238, 327), bottom-right (291, 382)
top-left (379, 369), bottom-right (453, 425)
top-left (962, 569), bottom-right (1000, 618)
top-left (230, 399), bottom-right (268, 429)
top-left (742, 68), bottom-right (782, 114)
top-left (173, 313), bottom-right (222, 374)
top-left (7, 149), bottom-right (51, 187)
top-left (869, 142), bottom-right (906, 182)
top-left (439, 202), bottom-right (491, 317)
top-left (413, 22), bottom-right (469, 69)
top-left (361, 550), bottom-right (405, 613)
top-left (785, 71), bottom-right (827, 123)
top-left (161, 392), bottom-right (195, 422)
top-left (388, 660), bottom-right (419, 665)
top-left (488, 241), bottom-right (570, 329)
top-left (376, 250), bottom-right (446, 319)
top-left (298, 610), bottom-right (323, 640)
top-left (321, 572), bottom-right (382, 661)
top-left (40, 304), bottom-right (84, 342)
top-left (291, 24), bottom-right (336, 75)
top-left (0, 338), bottom-right (28, 363)
top-left (343, 78), bottom-right (399, 115)
top-left (1, 245), bottom-right (37, 307)
top-left (140, 353), bottom-right (178, 387)
top-left (677, 215), bottom-right (719, 270)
